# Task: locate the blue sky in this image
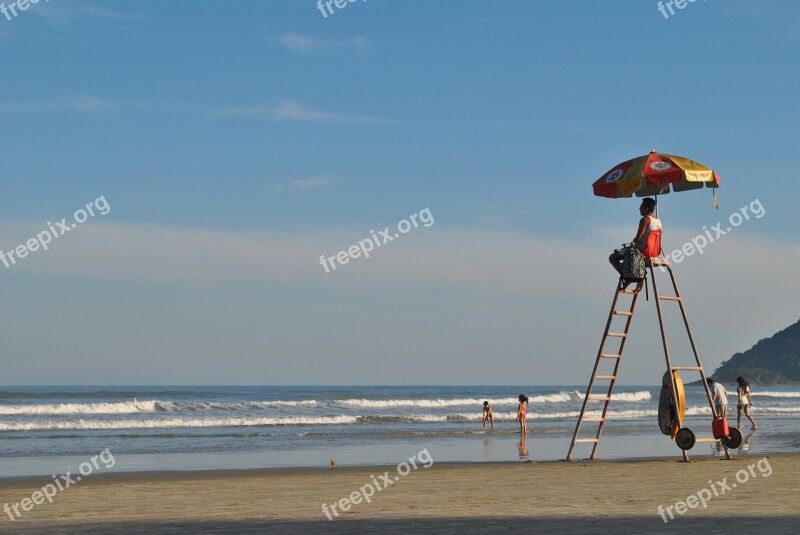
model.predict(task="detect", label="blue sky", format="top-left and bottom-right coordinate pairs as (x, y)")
top-left (1, 0), bottom-right (798, 385)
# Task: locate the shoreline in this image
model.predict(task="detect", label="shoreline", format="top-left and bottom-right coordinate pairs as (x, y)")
top-left (1, 422), bottom-right (775, 479)
top-left (0, 450), bottom-right (791, 486)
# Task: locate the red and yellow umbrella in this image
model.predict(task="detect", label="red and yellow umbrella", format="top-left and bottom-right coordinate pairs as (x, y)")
top-left (593, 150), bottom-right (720, 202)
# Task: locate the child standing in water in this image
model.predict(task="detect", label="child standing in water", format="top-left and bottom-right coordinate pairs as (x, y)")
top-left (482, 401), bottom-right (494, 431)
top-left (516, 395), bottom-right (529, 436)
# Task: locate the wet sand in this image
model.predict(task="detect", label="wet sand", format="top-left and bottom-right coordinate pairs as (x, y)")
top-left (1, 454), bottom-right (797, 534)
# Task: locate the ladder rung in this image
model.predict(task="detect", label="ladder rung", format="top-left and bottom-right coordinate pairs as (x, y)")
top-left (612, 310), bottom-right (633, 316)
top-left (574, 439), bottom-right (599, 443)
top-left (672, 366), bottom-right (703, 371)
top-left (607, 332), bottom-right (627, 337)
top-left (619, 290), bottom-right (637, 294)
top-left (599, 353), bottom-right (621, 359)
top-left (659, 296), bottom-right (681, 301)
top-left (581, 417), bottom-right (604, 423)
top-left (587, 395), bottom-right (610, 401)
top-left (594, 375), bottom-right (616, 380)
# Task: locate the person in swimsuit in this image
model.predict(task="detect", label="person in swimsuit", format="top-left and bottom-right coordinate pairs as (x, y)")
top-left (736, 376), bottom-right (757, 430)
top-left (608, 197), bottom-right (662, 292)
top-left (516, 394), bottom-right (529, 436)
top-left (482, 401), bottom-right (495, 431)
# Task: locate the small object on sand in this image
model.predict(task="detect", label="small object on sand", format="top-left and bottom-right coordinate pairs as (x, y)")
top-left (330, 458), bottom-right (337, 470)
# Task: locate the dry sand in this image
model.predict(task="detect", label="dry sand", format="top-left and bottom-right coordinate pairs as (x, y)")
top-left (1, 454), bottom-right (798, 534)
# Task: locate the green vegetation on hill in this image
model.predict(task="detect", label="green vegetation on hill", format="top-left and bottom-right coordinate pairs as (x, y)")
top-left (711, 319), bottom-right (800, 385)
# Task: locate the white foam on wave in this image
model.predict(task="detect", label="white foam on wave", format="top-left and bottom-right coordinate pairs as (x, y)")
top-left (753, 391), bottom-right (800, 398)
top-left (337, 391), bottom-right (650, 408)
top-left (0, 415), bottom-right (357, 432)
top-left (529, 392), bottom-right (581, 403)
top-left (0, 400), bottom-right (160, 416)
top-left (576, 391), bottom-right (653, 403)
top-left (0, 399), bottom-right (318, 416)
top-left (164, 400), bottom-right (318, 411)
top-left (0, 408), bottom-right (698, 431)
top-left (339, 398), bottom-right (518, 409)
top-left (608, 391), bottom-right (652, 402)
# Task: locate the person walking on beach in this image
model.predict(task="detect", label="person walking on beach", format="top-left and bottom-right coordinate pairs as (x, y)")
top-left (608, 197), bottom-right (661, 292)
top-left (736, 376), bottom-right (757, 430)
top-left (516, 395), bottom-right (529, 436)
top-left (482, 401), bottom-right (494, 431)
top-left (706, 378), bottom-right (728, 419)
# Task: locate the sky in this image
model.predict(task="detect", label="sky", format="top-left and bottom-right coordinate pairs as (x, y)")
top-left (1, 0), bottom-right (798, 385)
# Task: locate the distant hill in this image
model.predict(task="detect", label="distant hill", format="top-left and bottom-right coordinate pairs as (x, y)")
top-left (710, 319), bottom-right (800, 385)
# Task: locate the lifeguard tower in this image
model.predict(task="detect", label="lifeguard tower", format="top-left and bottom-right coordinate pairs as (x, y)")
top-left (565, 151), bottom-right (741, 461)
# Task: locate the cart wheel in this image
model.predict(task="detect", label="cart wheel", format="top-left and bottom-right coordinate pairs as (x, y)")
top-left (675, 428), bottom-right (696, 451)
top-left (724, 427), bottom-right (743, 449)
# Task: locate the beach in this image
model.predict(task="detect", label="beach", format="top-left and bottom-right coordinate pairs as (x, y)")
top-left (2, 454), bottom-right (797, 534)
top-left (2, 385), bottom-right (798, 533)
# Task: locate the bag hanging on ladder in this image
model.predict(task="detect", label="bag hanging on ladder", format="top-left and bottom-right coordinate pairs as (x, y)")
top-left (621, 243), bottom-right (648, 300)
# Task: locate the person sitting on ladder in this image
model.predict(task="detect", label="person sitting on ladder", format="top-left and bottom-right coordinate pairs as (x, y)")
top-left (608, 197), bottom-right (662, 292)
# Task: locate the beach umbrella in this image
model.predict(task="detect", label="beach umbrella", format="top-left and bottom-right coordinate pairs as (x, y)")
top-left (592, 150), bottom-right (720, 207)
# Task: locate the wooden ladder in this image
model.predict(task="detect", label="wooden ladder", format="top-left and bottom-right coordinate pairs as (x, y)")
top-left (565, 279), bottom-right (640, 461)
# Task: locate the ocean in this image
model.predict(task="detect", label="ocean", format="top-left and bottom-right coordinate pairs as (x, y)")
top-left (2, 385), bottom-right (799, 478)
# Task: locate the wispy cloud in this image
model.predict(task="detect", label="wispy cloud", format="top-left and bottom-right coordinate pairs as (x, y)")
top-left (0, 93), bottom-right (396, 124)
top-left (217, 99), bottom-right (390, 123)
top-left (83, 5), bottom-right (147, 21)
top-left (26, 3), bottom-right (146, 25)
top-left (0, 95), bottom-right (146, 113)
top-left (274, 176), bottom-right (332, 192)
top-left (68, 95), bottom-right (125, 111)
top-left (279, 32), bottom-right (372, 56)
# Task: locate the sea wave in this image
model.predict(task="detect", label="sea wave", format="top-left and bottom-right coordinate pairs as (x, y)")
top-left (338, 398), bottom-right (521, 408)
top-left (337, 391), bottom-right (651, 408)
top-left (0, 392), bottom-right (654, 415)
top-left (3, 405), bottom-right (757, 431)
top-left (752, 391), bottom-right (800, 399)
top-left (0, 400), bottom-right (161, 416)
top-left (0, 390), bottom-right (205, 400)
top-left (0, 399), bottom-right (318, 416)
top-left (0, 415), bottom-right (358, 432)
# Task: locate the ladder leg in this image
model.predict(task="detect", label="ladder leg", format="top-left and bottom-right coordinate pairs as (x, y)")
top-left (649, 264), bottom-right (682, 427)
top-left (664, 264), bottom-right (732, 461)
top-left (567, 281), bottom-right (639, 461)
top-left (591, 290), bottom-right (639, 459)
top-left (666, 266), bottom-right (714, 414)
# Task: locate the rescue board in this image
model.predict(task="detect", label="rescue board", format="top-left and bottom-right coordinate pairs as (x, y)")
top-left (658, 370), bottom-right (685, 437)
